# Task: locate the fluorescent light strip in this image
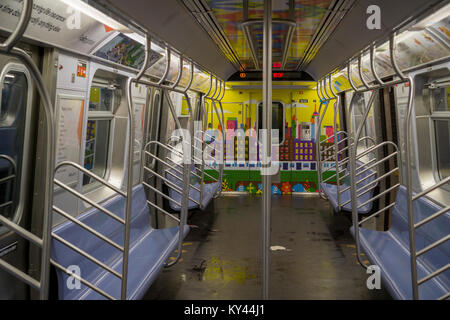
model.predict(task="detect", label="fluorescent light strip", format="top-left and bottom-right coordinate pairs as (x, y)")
top-left (59, 0), bottom-right (131, 33)
top-left (412, 3), bottom-right (450, 30)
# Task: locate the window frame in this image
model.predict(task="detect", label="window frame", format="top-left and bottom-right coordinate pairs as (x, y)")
top-left (350, 91), bottom-right (377, 159)
top-left (146, 89), bottom-right (162, 170)
top-left (429, 84), bottom-right (450, 189)
top-left (0, 63), bottom-right (33, 233)
top-left (256, 100), bottom-right (285, 146)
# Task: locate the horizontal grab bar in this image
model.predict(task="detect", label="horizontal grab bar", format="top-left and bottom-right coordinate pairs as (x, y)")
top-left (142, 181), bottom-right (182, 208)
top-left (52, 205), bottom-right (124, 252)
top-left (54, 179), bottom-right (125, 225)
top-left (417, 263), bottom-right (450, 286)
top-left (359, 201), bottom-right (397, 225)
top-left (0, 214), bottom-right (43, 247)
top-left (146, 200), bottom-right (180, 223)
top-left (55, 161), bottom-right (126, 197)
top-left (52, 233), bottom-right (123, 280)
top-left (51, 259), bottom-right (116, 300)
top-left (412, 176), bottom-right (450, 201)
top-left (416, 235), bottom-right (450, 257)
top-left (357, 183), bottom-right (400, 210)
top-left (414, 206), bottom-right (450, 229)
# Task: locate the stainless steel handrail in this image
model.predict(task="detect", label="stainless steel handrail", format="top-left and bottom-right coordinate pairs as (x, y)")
top-left (0, 0), bottom-right (55, 299)
top-left (315, 92), bottom-right (332, 199)
top-left (130, 40), bottom-right (192, 268)
top-left (345, 34), bottom-right (407, 270)
top-left (142, 153), bottom-right (201, 205)
top-left (407, 159), bottom-right (450, 298)
top-left (205, 76), bottom-right (225, 197)
top-left (142, 181), bottom-right (182, 208)
top-left (349, 87), bottom-right (377, 268)
top-left (145, 140), bottom-right (218, 180)
top-left (322, 31), bottom-right (450, 299)
top-left (51, 152), bottom-right (134, 299)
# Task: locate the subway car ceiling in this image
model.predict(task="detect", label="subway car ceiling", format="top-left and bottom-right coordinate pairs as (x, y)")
top-left (0, 0), bottom-right (449, 301)
top-left (96, 0), bottom-right (447, 80)
top-left (0, 0), bottom-right (446, 84)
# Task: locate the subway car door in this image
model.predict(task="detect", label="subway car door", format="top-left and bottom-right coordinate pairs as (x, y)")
top-left (0, 46), bottom-right (41, 299)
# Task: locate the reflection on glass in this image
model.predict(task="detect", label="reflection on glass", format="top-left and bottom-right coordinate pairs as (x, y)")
top-left (94, 34), bottom-right (146, 69)
top-left (431, 86), bottom-right (450, 112)
top-left (83, 120), bottom-right (110, 186)
top-left (0, 72), bottom-right (28, 220)
top-left (435, 120), bottom-right (450, 180)
top-left (89, 86), bottom-right (114, 111)
top-left (352, 92), bottom-right (377, 154)
top-left (258, 102), bottom-right (284, 144)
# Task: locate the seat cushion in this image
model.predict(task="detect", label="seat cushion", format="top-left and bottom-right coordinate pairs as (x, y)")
top-left (167, 182), bottom-right (220, 211)
top-left (79, 225), bottom-right (190, 300)
top-left (165, 164), bottom-right (220, 211)
top-left (321, 182), bottom-right (374, 214)
top-left (321, 160), bottom-right (377, 214)
top-left (52, 184), bottom-right (190, 300)
top-left (350, 185), bottom-right (450, 300)
top-left (351, 226), bottom-right (449, 300)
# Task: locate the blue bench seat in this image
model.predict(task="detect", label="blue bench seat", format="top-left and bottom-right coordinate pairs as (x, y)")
top-left (351, 186), bottom-right (449, 299)
top-left (51, 184), bottom-right (189, 300)
top-left (321, 160), bottom-right (377, 214)
top-left (165, 165), bottom-right (221, 211)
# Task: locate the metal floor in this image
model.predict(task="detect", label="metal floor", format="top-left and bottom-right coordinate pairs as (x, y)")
top-left (144, 194), bottom-right (392, 300)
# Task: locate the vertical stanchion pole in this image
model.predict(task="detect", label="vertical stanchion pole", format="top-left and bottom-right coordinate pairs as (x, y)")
top-left (405, 76), bottom-right (418, 299)
top-left (262, 0), bottom-right (272, 301)
top-left (200, 75), bottom-right (213, 204)
top-left (122, 36), bottom-right (152, 299)
top-left (350, 89), bottom-right (376, 269)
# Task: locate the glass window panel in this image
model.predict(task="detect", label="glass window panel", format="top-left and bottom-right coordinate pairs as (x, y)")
top-left (435, 120), bottom-right (450, 180)
top-left (431, 86), bottom-right (450, 112)
top-left (0, 71), bottom-right (28, 220)
top-left (351, 92), bottom-right (377, 154)
top-left (258, 102), bottom-right (284, 144)
top-left (83, 119), bottom-right (111, 186)
top-left (89, 86), bottom-right (114, 112)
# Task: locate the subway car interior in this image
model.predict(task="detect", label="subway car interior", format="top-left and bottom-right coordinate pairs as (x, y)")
top-left (0, 0), bottom-right (449, 301)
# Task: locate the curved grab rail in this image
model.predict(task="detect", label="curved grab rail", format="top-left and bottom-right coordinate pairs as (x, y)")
top-left (157, 47), bottom-right (171, 85)
top-left (358, 54), bottom-right (374, 90)
top-left (328, 74), bottom-right (338, 98)
top-left (315, 93), bottom-right (331, 199)
top-left (349, 89), bottom-right (377, 268)
top-left (328, 32), bottom-right (409, 95)
top-left (170, 55), bottom-right (183, 89)
top-left (322, 77), bottom-right (332, 100)
top-left (0, 154), bottom-right (17, 180)
top-left (347, 61), bottom-right (364, 93)
top-left (352, 141), bottom-right (400, 221)
top-left (203, 75), bottom-right (225, 197)
top-left (55, 161), bottom-right (126, 198)
top-left (0, 0), bottom-right (32, 52)
top-left (183, 61), bottom-right (194, 94)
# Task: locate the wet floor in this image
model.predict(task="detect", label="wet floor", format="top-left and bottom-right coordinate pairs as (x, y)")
top-left (144, 195), bottom-right (392, 300)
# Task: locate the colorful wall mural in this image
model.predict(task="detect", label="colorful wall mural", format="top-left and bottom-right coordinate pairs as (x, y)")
top-left (206, 0), bottom-right (333, 70)
top-left (203, 81), bottom-right (340, 194)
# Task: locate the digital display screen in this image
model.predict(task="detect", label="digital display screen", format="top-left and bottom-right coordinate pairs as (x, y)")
top-left (228, 71), bottom-right (313, 82)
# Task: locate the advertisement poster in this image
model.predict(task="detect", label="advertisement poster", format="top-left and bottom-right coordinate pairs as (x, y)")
top-left (55, 96), bottom-right (84, 186)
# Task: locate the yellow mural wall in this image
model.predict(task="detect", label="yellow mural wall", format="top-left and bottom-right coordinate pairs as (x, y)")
top-left (206, 81), bottom-right (339, 135)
